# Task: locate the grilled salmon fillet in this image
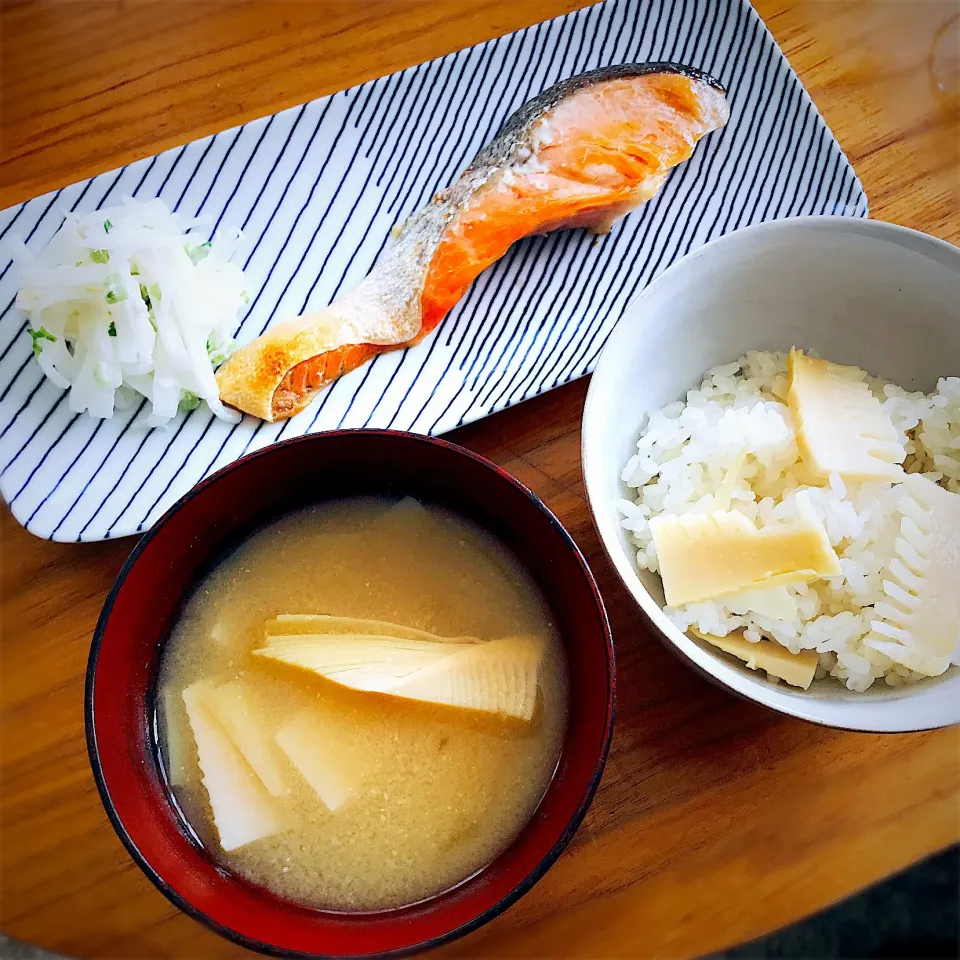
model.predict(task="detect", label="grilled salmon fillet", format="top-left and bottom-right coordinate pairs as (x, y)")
top-left (216, 64), bottom-right (730, 421)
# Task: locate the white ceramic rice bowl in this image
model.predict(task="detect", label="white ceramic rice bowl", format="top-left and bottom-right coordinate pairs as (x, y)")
top-left (582, 217), bottom-right (960, 731)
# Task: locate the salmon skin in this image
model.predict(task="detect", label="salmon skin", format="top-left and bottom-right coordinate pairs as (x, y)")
top-left (216, 63), bottom-right (730, 421)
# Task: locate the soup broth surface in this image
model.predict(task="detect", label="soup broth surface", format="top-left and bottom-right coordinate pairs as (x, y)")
top-left (159, 496), bottom-right (568, 911)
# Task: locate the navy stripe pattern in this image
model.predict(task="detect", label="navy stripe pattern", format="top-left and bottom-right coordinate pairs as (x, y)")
top-left (0, 0), bottom-right (867, 542)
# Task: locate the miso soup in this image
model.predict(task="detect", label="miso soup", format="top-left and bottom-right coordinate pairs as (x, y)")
top-left (158, 496), bottom-right (569, 911)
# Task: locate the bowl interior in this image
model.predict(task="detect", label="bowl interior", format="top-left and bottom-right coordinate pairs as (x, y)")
top-left (583, 217), bottom-right (960, 729)
top-left (87, 431), bottom-right (612, 957)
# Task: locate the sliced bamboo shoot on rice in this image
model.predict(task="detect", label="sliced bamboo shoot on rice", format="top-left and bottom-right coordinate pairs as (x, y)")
top-left (181, 682), bottom-right (280, 851)
top-left (863, 474), bottom-right (960, 676)
top-left (649, 494), bottom-right (842, 607)
top-left (787, 348), bottom-right (906, 481)
top-left (690, 628), bottom-right (818, 689)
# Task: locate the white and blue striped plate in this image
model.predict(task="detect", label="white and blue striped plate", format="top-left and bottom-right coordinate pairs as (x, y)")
top-left (0, 0), bottom-right (866, 541)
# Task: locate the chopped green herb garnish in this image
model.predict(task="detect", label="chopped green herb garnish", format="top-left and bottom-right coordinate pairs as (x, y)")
top-left (205, 335), bottom-right (234, 367)
top-left (179, 391), bottom-right (201, 412)
top-left (148, 282), bottom-right (162, 305)
top-left (29, 326), bottom-right (57, 357)
top-left (105, 277), bottom-right (128, 305)
top-left (90, 249), bottom-right (110, 264)
top-left (187, 241), bottom-right (212, 265)
top-left (103, 219), bottom-right (113, 233)
top-left (241, 289), bottom-right (251, 305)
top-left (139, 283), bottom-right (152, 310)
top-left (108, 321), bottom-right (117, 337)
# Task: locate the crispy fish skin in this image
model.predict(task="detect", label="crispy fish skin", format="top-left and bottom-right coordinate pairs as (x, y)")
top-left (217, 63), bottom-right (730, 421)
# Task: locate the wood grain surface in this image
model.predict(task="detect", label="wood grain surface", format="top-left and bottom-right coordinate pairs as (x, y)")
top-left (1, 1), bottom-right (958, 958)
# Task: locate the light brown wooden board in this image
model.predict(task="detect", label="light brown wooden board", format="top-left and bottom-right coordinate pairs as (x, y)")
top-left (1, 1), bottom-right (958, 957)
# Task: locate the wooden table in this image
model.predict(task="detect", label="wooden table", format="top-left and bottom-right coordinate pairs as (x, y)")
top-left (2, 1), bottom-right (958, 957)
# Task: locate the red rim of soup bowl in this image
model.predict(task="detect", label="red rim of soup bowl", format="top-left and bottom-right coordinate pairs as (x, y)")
top-left (85, 430), bottom-right (615, 958)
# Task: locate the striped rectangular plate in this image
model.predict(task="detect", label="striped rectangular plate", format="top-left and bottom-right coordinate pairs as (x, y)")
top-left (0, 0), bottom-right (866, 541)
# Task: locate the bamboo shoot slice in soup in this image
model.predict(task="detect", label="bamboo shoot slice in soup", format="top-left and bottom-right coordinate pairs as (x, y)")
top-left (275, 708), bottom-right (362, 812)
top-left (180, 682), bottom-right (281, 851)
top-left (266, 613), bottom-right (474, 641)
top-left (252, 634), bottom-right (481, 693)
top-left (252, 632), bottom-right (543, 719)
top-left (388, 635), bottom-right (545, 720)
top-left (157, 496), bottom-right (569, 912)
top-left (201, 680), bottom-right (288, 797)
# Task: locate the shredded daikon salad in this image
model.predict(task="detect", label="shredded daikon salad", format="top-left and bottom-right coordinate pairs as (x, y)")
top-left (12, 197), bottom-right (249, 426)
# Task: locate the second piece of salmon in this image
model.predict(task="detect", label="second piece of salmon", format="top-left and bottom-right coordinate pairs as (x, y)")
top-left (216, 63), bottom-right (730, 421)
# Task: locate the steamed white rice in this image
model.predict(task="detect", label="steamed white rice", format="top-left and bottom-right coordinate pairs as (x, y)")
top-left (617, 350), bottom-right (960, 692)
